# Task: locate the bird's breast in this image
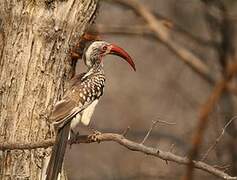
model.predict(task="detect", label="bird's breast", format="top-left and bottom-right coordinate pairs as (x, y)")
top-left (77, 74), bottom-right (105, 106)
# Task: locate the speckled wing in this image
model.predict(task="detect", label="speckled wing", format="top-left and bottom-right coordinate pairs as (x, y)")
top-left (49, 98), bottom-right (77, 122)
top-left (49, 73), bottom-right (87, 128)
top-left (46, 73), bottom-right (90, 180)
top-left (49, 71), bottom-right (105, 128)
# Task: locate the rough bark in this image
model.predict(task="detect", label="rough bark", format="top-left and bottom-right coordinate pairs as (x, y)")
top-left (0, 0), bottom-right (99, 179)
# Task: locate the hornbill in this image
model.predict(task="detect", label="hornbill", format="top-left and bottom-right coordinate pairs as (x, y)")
top-left (46, 40), bottom-right (136, 180)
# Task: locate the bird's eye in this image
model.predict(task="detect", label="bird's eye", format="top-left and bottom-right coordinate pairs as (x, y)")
top-left (102, 46), bottom-right (107, 51)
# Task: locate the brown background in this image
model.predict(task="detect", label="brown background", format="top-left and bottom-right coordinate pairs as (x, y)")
top-left (65, 1), bottom-right (237, 179)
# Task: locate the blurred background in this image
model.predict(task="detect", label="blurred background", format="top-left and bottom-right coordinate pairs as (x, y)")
top-left (65, 0), bottom-right (237, 179)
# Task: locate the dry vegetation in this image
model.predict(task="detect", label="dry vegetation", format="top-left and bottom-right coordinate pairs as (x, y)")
top-left (1, 0), bottom-right (237, 180)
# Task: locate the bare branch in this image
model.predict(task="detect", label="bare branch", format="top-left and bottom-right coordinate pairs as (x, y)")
top-left (93, 23), bottom-right (217, 48)
top-left (0, 139), bottom-right (54, 150)
top-left (184, 62), bottom-right (237, 180)
top-left (106, 0), bottom-right (215, 83)
top-left (100, 0), bottom-right (237, 97)
top-left (201, 116), bottom-right (237, 161)
top-left (94, 24), bottom-right (153, 37)
top-left (213, 164), bottom-right (232, 172)
top-left (0, 133), bottom-right (236, 180)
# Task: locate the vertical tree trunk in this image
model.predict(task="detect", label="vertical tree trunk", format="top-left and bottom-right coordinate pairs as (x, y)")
top-left (0, 0), bottom-right (99, 179)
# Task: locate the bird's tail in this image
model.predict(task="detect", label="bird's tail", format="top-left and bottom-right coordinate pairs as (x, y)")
top-left (46, 122), bottom-right (71, 180)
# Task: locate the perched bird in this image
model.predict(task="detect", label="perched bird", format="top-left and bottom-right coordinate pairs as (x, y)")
top-left (46, 40), bottom-right (136, 180)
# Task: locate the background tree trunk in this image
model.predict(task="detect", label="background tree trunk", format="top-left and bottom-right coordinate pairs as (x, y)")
top-left (0, 0), bottom-right (99, 179)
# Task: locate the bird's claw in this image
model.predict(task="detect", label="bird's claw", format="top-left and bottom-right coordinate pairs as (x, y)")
top-left (93, 130), bottom-right (101, 135)
top-left (88, 130), bottom-right (101, 143)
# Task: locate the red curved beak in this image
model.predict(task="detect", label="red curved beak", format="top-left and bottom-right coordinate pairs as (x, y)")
top-left (108, 44), bottom-right (136, 71)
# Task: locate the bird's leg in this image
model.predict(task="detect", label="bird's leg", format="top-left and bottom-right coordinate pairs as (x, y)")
top-left (90, 127), bottom-right (101, 135)
top-left (70, 129), bottom-right (79, 139)
top-left (68, 129), bottom-right (80, 148)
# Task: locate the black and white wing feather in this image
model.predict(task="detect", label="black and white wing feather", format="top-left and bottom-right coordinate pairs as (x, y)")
top-left (46, 72), bottom-right (105, 180)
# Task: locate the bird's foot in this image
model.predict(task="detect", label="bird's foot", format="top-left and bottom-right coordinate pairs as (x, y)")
top-left (88, 130), bottom-right (101, 143)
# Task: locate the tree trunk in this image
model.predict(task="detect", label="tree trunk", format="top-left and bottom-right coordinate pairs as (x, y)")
top-left (0, 0), bottom-right (99, 179)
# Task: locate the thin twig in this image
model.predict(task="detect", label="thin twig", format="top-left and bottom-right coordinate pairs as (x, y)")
top-left (165, 143), bottom-right (176, 165)
top-left (0, 133), bottom-right (236, 180)
top-left (169, 143), bottom-right (175, 153)
top-left (156, 119), bottom-right (176, 125)
top-left (140, 121), bottom-right (158, 145)
top-left (122, 126), bottom-right (130, 137)
top-left (184, 62), bottom-right (237, 180)
top-left (201, 116), bottom-right (237, 161)
top-left (140, 119), bottom-right (175, 144)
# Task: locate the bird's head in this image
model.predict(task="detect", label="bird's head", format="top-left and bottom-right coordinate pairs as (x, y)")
top-left (83, 41), bottom-right (136, 71)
